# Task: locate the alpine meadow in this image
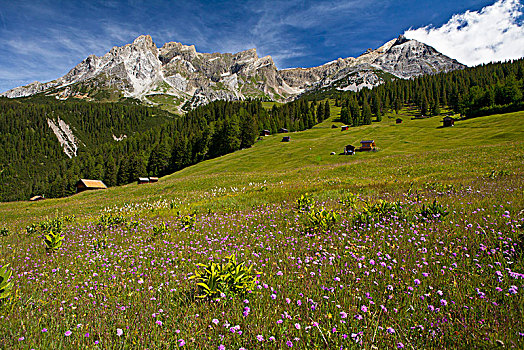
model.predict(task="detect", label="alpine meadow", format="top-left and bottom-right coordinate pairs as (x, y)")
top-left (0, 0), bottom-right (523, 349)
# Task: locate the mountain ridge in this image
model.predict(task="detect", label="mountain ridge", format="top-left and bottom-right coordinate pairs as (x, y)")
top-left (1, 34), bottom-right (464, 111)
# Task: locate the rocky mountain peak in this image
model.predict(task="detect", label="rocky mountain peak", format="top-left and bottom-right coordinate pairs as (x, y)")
top-left (1, 34), bottom-right (465, 109)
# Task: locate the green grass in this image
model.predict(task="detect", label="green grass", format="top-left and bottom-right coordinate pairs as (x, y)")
top-left (1, 108), bottom-right (522, 228)
top-left (1, 106), bottom-right (523, 349)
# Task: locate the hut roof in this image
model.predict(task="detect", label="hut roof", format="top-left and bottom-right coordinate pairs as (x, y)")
top-left (77, 179), bottom-right (107, 189)
top-left (361, 140), bottom-right (374, 144)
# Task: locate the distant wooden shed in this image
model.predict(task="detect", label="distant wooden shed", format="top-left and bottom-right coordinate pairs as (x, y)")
top-left (261, 130), bottom-right (271, 136)
top-left (442, 116), bottom-right (455, 127)
top-left (278, 128), bottom-right (289, 133)
top-left (138, 177), bottom-right (150, 185)
top-left (396, 118), bottom-right (403, 124)
top-left (76, 179), bottom-right (107, 193)
top-left (358, 140), bottom-right (376, 151)
top-left (341, 125), bottom-right (349, 131)
top-left (281, 136), bottom-right (290, 142)
top-left (149, 177), bottom-right (158, 183)
top-left (344, 144), bottom-right (355, 155)
top-left (30, 195), bottom-right (45, 201)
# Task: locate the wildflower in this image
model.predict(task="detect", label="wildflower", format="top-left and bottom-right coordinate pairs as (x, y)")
top-left (269, 336), bottom-right (276, 341)
top-left (361, 305), bottom-right (368, 313)
top-left (440, 299), bottom-right (448, 306)
top-left (85, 333), bottom-right (89, 337)
top-left (19, 337), bottom-right (24, 341)
top-left (286, 298), bottom-right (291, 304)
top-left (257, 335), bottom-right (264, 341)
top-left (117, 328), bottom-right (123, 337)
top-left (297, 300), bottom-right (302, 306)
top-left (271, 294), bottom-right (277, 299)
top-left (295, 323), bottom-right (301, 330)
top-left (156, 320), bottom-right (163, 326)
top-left (65, 330), bottom-right (72, 337)
top-left (387, 327), bottom-right (395, 334)
top-left (178, 339), bottom-right (185, 347)
top-left (414, 279), bottom-right (421, 285)
top-left (218, 345), bottom-right (225, 350)
top-left (286, 340), bottom-right (293, 347)
top-left (340, 311), bottom-right (347, 319)
top-left (398, 342), bottom-right (405, 348)
top-left (212, 319), bottom-right (219, 325)
top-left (41, 328), bottom-right (48, 333)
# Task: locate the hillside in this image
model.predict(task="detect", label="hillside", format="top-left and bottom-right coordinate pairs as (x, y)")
top-left (0, 108), bottom-right (523, 349)
top-left (1, 107), bottom-right (522, 225)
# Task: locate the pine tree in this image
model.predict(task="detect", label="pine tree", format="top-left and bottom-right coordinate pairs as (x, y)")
top-left (323, 100), bottom-right (330, 121)
top-left (362, 100), bottom-right (372, 125)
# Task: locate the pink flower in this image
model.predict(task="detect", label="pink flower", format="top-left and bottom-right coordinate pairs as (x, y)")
top-left (65, 330), bottom-right (72, 337)
top-left (156, 320), bottom-right (163, 326)
top-left (117, 328), bottom-right (123, 336)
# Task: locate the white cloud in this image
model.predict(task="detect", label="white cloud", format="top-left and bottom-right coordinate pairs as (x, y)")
top-left (404, 0), bottom-right (524, 66)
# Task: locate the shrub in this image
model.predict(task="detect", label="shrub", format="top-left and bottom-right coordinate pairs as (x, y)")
top-left (0, 228), bottom-right (9, 237)
top-left (305, 208), bottom-right (340, 233)
top-left (0, 264), bottom-right (13, 304)
top-left (418, 199), bottom-right (448, 220)
top-left (339, 192), bottom-right (359, 210)
top-left (44, 230), bottom-right (65, 253)
top-left (97, 213), bottom-right (127, 230)
top-left (181, 215), bottom-right (196, 230)
top-left (152, 222), bottom-right (169, 237)
top-left (190, 254), bottom-right (258, 299)
top-left (296, 193), bottom-right (315, 213)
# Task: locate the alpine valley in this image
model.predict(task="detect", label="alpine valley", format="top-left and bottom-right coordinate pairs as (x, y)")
top-left (1, 34), bottom-right (463, 112)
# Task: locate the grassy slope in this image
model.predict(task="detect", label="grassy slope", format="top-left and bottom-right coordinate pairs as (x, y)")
top-left (1, 104), bottom-right (523, 227)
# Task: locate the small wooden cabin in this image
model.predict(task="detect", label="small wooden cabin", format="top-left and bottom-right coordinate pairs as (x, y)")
top-left (261, 130), bottom-right (270, 136)
top-left (396, 118), bottom-right (403, 124)
top-left (341, 125), bottom-right (349, 131)
top-left (30, 195), bottom-right (45, 201)
top-left (149, 177), bottom-right (158, 183)
top-left (281, 136), bottom-right (290, 142)
top-left (442, 116), bottom-right (455, 127)
top-left (278, 128), bottom-right (289, 133)
top-left (138, 177), bottom-right (150, 185)
top-left (76, 179), bottom-right (107, 193)
top-left (344, 144), bottom-right (355, 155)
top-left (358, 140), bottom-right (376, 151)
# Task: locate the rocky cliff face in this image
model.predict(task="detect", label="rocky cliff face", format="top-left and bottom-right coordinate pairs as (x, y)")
top-left (1, 35), bottom-right (464, 110)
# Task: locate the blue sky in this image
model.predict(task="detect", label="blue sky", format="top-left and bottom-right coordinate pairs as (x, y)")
top-left (1, 0), bottom-right (523, 92)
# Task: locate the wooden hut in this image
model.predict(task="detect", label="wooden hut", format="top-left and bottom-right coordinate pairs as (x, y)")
top-left (278, 128), bottom-right (289, 133)
top-left (358, 140), bottom-right (376, 151)
top-left (442, 116), bottom-right (455, 127)
top-left (281, 136), bottom-right (290, 142)
top-left (396, 118), bottom-right (403, 124)
top-left (341, 125), bottom-right (349, 131)
top-left (137, 177), bottom-right (150, 185)
top-left (344, 144), bottom-right (355, 155)
top-left (261, 130), bottom-right (270, 136)
top-left (30, 195), bottom-right (45, 201)
top-left (149, 177), bottom-right (158, 183)
top-left (76, 179), bottom-right (107, 193)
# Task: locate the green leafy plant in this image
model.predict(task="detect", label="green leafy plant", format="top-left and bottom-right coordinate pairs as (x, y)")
top-left (0, 264), bottom-right (13, 304)
top-left (44, 230), bottom-right (65, 252)
top-left (305, 208), bottom-right (340, 233)
top-left (339, 192), bottom-right (359, 210)
top-left (181, 215), bottom-right (196, 230)
top-left (97, 213), bottom-right (127, 230)
top-left (418, 199), bottom-right (448, 220)
top-left (190, 254), bottom-right (258, 299)
top-left (152, 222), bottom-right (169, 237)
top-left (296, 193), bottom-right (315, 213)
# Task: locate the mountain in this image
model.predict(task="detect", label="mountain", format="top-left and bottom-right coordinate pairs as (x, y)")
top-left (1, 35), bottom-right (464, 111)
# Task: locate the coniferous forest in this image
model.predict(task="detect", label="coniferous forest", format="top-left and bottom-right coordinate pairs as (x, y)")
top-left (1, 58), bottom-right (523, 202)
top-left (0, 97), bottom-right (317, 201)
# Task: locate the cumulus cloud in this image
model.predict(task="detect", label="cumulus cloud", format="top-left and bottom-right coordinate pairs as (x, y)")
top-left (404, 0), bottom-right (524, 66)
